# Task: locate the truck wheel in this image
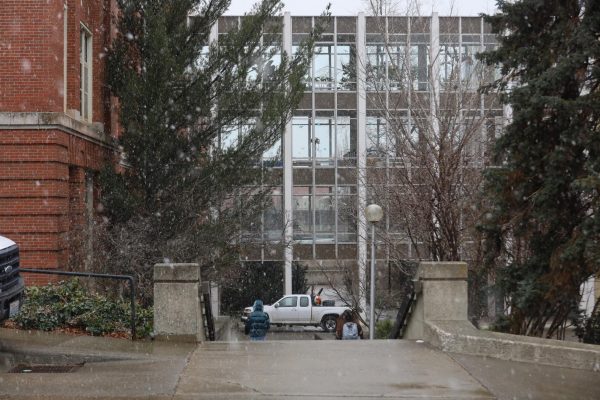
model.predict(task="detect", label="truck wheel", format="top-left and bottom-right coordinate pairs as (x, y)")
top-left (321, 316), bottom-right (337, 332)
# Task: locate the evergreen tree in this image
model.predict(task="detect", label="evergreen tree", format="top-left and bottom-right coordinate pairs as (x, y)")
top-left (479, 0), bottom-right (600, 337)
top-left (97, 0), bottom-right (326, 301)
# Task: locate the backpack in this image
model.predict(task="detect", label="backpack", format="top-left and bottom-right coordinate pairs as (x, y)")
top-left (342, 322), bottom-right (359, 340)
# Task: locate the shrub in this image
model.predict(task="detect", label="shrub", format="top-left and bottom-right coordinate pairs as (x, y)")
top-left (375, 319), bottom-right (394, 339)
top-left (12, 279), bottom-right (152, 339)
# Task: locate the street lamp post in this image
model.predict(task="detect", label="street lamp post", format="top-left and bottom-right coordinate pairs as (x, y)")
top-left (365, 203), bottom-right (383, 340)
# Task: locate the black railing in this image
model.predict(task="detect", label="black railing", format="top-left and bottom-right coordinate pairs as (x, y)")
top-left (20, 269), bottom-right (137, 340)
top-left (388, 279), bottom-right (416, 340)
top-left (202, 292), bottom-right (215, 341)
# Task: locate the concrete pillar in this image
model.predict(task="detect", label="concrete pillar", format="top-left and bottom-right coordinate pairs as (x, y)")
top-left (356, 11), bottom-right (368, 316)
top-left (430, 12), bottom-right (440, 121)
top-left (153, 263), bottom-right (206, 342)
top-left (283, 12), bottom-right (293, 295)
top-left (404, 261), bottom-right (468, 340)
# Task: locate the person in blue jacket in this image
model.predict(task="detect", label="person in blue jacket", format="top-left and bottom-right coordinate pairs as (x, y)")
top-left (245, 299), bottom-right (270, 341)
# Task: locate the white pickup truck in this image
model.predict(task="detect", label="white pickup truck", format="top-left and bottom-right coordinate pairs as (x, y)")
top-left (0, 235), bottom-right (24, 321)
top-left (242, 294), bottom-right (350, 332)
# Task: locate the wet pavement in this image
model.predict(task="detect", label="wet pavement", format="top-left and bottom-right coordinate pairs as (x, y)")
top-left (176, 339), bottom-right (494, 399)
top-left (449, 352), bottom-right (600, 400)
top-left (0, 327), bottom-right (195, 399)
top-left (0, 324), bottom-right (599, 399)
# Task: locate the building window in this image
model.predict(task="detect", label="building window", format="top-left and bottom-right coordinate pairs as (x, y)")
top-left (388, 45), bottom-right (409, 91)
top-left (293, 114), bottom-right (356, 166)
top-left (314, 44), bottom-right (334, 90)
top-left (293, 45), bottom-right (312, 90)
top-left (461, 44), bottom-right (482, 90)
top-left (220, 124), bottom-right (239, 150)
top-left (335, 42), bottom-right (356, 91)
top-left (439, 44), bottom-right (460, 88)
top-left (262, 44), bottom-right (281, 83)
top-left (391, 117), bottom-right (421, 152)
top-left (410, 44), bottom-right (429, 91)
top-left (264, 190), bottom-right (283, 240)
top-left (263, 138), bottom-right (282, 164)
top-left (366, 44), bottom-right (386, 90)
top-left (292, 116), bottom-right (311, 161)
top-left (293, 186), bottom-right (312, 241)
top-left (314, 117), bottom-right (334, 160)
top-left (336, 112), bottom-right (357, 163)
top-left (315, 186), bottom-right (335, 242)
top-left (337, 186), bottom-right (356, 242)
top-left (80, 25), bottom-right (92, 122)
top-left (366, 116), bottom-right (387, 158)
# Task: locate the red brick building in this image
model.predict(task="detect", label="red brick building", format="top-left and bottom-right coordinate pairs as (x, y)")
top-left (0, 0), bottom-right (118, 284)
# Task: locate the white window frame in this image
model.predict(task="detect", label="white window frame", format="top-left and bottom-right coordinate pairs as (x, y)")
top-left (80, 24), bottom-right (93, 122)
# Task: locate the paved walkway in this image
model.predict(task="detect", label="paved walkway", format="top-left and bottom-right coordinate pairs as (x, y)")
top-left (177, 340), bottom-right (494, 399)
top-left (0, 326), bottom-right (599, 399)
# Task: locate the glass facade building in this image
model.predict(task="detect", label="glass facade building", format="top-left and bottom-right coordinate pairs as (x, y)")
top-left (213, 13), bottom-right (503, 300)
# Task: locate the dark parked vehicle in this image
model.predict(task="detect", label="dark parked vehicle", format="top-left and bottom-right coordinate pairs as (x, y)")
top-left (0, 236), bottom-right (24, 321)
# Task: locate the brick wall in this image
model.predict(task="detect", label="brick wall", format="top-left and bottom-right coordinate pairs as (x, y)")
top-left (0, 0), bottom-right (115, 124)
top-left (0, 0), bottom-right (65, 112)
top-left (0, 129), bottom-right (111, 284)
top-left (0, 0), bottom-right (118, 285)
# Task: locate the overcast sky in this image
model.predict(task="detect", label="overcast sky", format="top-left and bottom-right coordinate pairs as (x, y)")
top-left (225, 0), bottom-right (498, 16)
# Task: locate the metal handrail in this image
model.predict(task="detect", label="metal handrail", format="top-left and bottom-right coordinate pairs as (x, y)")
top-left (388, 290), bottom-right (416, 339)
top-left (202, 292), bottom-right (215, 341)
top-left (388, 278), bottom-right (417, 340)
top-left (20, 268), bottom-right (137, 340)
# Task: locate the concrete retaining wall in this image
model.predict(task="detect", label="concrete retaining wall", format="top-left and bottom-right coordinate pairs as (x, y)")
top-left (425, 320), bottom-right (600, 372)
top-left (405, 261), bottom-right (600, 371)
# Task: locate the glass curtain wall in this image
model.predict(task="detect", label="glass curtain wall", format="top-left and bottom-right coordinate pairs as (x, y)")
top-left (439, 39), bottom-right (460, 89)
top-left (461, 38), bottom-right (483, 89)
top-left (408, 44), bottom-right (428, 91)
top-left (290, 16), bottom-right (358, 250)
top-left (215, 17), bottom-right (286, 252)
top-left (216, 14), bottom-right (494, 263)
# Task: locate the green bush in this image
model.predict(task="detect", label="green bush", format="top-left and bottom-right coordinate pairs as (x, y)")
top-left (375, 319), bottom-right (394, 339)
top-left (12, 279), bottom-right (152, 339)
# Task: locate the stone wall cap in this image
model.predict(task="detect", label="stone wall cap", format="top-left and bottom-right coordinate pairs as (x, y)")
top-left (426, 320), bottom-right (600, 371)
top-left (432, 320), bottom-right (600, 352)
top-left (417, 261), bottom-right (467, 280)
top-left (0, 112), bottom-right (109, 145)
top-left (154, 263), bottom-right (200, 282)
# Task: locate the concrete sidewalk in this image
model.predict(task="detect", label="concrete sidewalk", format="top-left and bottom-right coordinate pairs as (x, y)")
top-left (0, 327), bottom-right (195, 399)
top-left (176, 340), bottom-right (494, 399)
top-left (1, 327), bottom-right (599, 399)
